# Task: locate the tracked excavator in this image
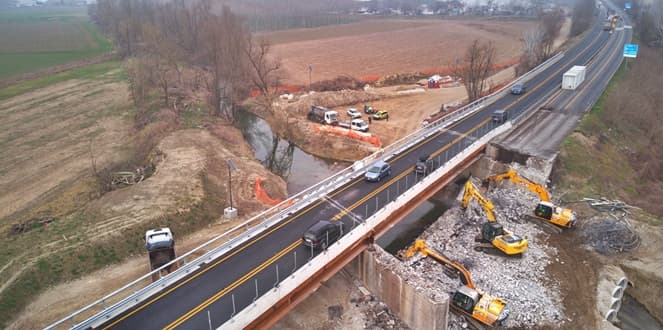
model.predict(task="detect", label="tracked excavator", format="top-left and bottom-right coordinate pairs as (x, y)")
top-left (461, 180), bottom-right (528, 256)
top-left (483, 169), bottom-right (576, 232)
top-left (404, 239), bottom-right (509, 327)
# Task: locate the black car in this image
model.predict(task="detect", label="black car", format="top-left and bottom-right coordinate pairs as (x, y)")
top-left (303, 220), bottom-right (343, 250)
top-left (414, 154), bottom-right (435, 175)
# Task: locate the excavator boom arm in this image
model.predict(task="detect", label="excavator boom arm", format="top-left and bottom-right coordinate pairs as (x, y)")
top-left (405, 240), bottom-right (476, 289)
top-left (485, 169), bottom-right (551, 202)
top-left (461, 180), bottom-right (496, 222)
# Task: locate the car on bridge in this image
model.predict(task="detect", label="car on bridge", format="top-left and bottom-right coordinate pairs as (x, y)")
top-left (492, 109), bottom-right (508, 124)
top-left (303, 220), bottom-right (343, 250)
top-left (364, 160), bottom-right (391, 182)
top-left (510, 83), bottom-right (526, 95)
top-left (414, 154), bottom-right (436, 176)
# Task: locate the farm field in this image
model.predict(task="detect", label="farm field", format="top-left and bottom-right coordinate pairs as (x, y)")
top-left (0, 6), bottom-right (111, 80)
top-left (259, 18), bottom-right (536, 85)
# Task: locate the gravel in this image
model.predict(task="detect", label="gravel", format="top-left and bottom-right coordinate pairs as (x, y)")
top-left (383, 178), bottom-right (567, 329)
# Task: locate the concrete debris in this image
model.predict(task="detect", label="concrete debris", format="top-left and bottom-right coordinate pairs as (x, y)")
top-left (349, 279), bottom-right (410, 330)
top-left (389, 178), bottom-right (566, 328)
top-left (582, 197), bottom-right (639, 214)
top-left (579, 216), bottom-right (640, 255)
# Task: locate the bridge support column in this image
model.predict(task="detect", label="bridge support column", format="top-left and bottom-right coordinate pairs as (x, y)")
top-left (347, 247), bottom-right (449, 330)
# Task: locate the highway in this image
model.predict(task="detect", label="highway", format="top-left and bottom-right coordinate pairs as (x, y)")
top-left (495, 11), bottom-right (630, 159)
top-left (99, 13), bottom-right (618, 330)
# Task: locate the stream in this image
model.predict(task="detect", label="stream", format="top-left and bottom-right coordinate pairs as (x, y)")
top-left (236, 110), bottom-right (448, 249)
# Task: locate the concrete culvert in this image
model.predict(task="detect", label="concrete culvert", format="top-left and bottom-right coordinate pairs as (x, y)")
top-left (605, 309), bottom-right (617, 323)
top-left (612, 286), bottom-right (624, 300)
top-left (616, 277), bottom-right (628, 290)
top-left (610, 297), bottom-right (622, 313)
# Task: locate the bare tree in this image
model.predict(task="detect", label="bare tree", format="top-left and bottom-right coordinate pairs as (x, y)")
top-left (244, 36), bottom-right (283, 96)
top-left (142, 22), bottom-right (183, 107)
top-left (452, 40), bottom-right (496, 102)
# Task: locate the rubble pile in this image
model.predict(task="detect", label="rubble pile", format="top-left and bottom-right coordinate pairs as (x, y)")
top-left (392, 180), bottom-right (567, 328)
top-left (349, 279), bottom-right (411, 330)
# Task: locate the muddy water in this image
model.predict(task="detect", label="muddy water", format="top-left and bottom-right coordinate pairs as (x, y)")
top-left (619, 293), bottom-right (663, 330)
top-left (237, 110), bottom-right (453, 252)
top-left (236, 111), bottom-right (348, 194)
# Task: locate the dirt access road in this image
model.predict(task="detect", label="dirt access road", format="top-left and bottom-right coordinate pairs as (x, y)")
top-left (260, 18), bottom-right (536, 85)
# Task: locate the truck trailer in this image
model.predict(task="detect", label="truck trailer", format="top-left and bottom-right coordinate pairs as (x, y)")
top-left (562, 66), bottom-right (586, 90)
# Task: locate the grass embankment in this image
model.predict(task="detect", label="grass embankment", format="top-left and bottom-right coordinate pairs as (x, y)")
top-left (0, 6), bottom-right (112, 79)
top-left (555, 45), bottom-right (663, 218)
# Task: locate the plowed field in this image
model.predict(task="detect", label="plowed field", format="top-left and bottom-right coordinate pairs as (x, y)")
top-left (260, 18), bottom-right (536, 84)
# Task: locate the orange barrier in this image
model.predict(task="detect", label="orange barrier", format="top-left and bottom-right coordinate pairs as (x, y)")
top-left (314, 124), bottom-right (382, 147)
top-left (255, 177), bottom-right (283, 206)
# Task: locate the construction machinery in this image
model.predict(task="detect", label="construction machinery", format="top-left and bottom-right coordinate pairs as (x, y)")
top-left (461, 180), bottom-right (528, 256)
top-left (483, 169), bottom-right (576, 232)
top-left (404, 239), bottom-right (509, 327)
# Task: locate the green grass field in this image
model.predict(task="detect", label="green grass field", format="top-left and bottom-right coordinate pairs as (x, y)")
top-left (0, 6), bottom-right (112, 79)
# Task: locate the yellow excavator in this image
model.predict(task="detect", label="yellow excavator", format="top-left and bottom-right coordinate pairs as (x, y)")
top-left (404, 239), bottom-right (509, 327)
top-left (483, 169), bottom-right (577, 231)
top-left (461, 180), bottom-right (528, 256)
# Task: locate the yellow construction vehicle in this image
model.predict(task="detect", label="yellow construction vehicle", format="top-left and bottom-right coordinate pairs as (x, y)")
top-left (461, 180), bottom-right (528, 256)
top-left (483, 169), bottom-right (577, 231)
top-left (404, 239), bottom-right (509, 327)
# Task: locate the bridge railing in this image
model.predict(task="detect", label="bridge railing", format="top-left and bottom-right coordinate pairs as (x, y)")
top-left (46, 50), bottom-right (564, 330)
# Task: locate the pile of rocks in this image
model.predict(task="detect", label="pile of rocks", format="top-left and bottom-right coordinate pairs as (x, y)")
top-left (391, 179), bottom-right (567, 328)
top-left (348, 280), bottom-right (411, 330)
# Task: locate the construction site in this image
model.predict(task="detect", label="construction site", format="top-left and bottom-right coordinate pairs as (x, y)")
top-left (3, 1), bottom-right (663, 329)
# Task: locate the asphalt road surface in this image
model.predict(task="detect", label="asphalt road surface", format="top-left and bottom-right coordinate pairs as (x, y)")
top-left (495, 13), bottom-right (630, 160)
top-left (99, 12), bottom-right (621, 330)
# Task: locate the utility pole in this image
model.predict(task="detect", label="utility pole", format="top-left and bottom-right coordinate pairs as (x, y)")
top-left (224, 159), bottom-right (238, 218)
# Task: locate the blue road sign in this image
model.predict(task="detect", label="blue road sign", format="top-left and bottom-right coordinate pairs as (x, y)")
top-left (625, 2), bottom-right (632, 9)
top-left (623, 44), bottom-right (638, 58)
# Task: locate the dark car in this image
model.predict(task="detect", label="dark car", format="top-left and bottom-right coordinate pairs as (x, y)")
top-left (510, 83), bottom-right (526, 95)
top-left (364, 160), bottom-right (391, 182)
top-left (364, 104), bottom-right (377, 114)
top-left (414, 154), bottom-right (435, 175)
top-left (303, 220), bottom-right (343, 250)
top-left (492, 109), bottom-right (508, 124)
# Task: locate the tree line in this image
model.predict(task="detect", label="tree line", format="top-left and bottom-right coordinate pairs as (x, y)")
top-left (89, 0), bottom-right (282, 123)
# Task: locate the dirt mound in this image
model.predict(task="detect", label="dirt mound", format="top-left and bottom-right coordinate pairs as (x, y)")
top-left (88, 129), bottom-right (287, 234)
top-left (309, 75), bottom-right (365, 92)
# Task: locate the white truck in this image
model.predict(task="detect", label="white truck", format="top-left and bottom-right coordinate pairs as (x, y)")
top-left (562, 66), bottom-right (586, 90)
top-left (307, 105), bottom-right (339, 125)
top-left (339, 119), bottom-right (369, 132)
top-left (145, 228), bottom-right (176, 280)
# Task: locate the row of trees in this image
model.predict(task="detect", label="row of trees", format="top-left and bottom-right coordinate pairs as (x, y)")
top-left (89, 0), bottom-right (282, 122)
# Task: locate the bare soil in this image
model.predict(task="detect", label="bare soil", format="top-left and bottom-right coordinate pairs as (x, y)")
top-left (0, 77), bottom-right (132, 223)
top-left (261, 18), bottom-right (536, 85)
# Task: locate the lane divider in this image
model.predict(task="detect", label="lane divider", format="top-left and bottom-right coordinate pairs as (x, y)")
top-left (163, 240), bottom-right (302, 330)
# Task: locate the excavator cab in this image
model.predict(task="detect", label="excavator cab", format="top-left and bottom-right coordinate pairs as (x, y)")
top-left (534, 202), bottom-right (554, 220)
top-left (481, 222), bottom-right (504, 241)
top-left (452, 286), bottom-right (480, 314)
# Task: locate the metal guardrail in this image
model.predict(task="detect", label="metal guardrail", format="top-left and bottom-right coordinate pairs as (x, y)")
top-left (46, 50), bottom-right (566, 330)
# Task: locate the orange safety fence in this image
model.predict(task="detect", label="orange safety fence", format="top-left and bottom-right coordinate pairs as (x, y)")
top-left (255, 176), bottom-right (283, 206)
top-left (314, 124), bottom-right (382, 147)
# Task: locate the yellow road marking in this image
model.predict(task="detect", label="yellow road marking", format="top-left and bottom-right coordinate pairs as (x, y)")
top-left (164, 240), bottom-right (301, 329)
